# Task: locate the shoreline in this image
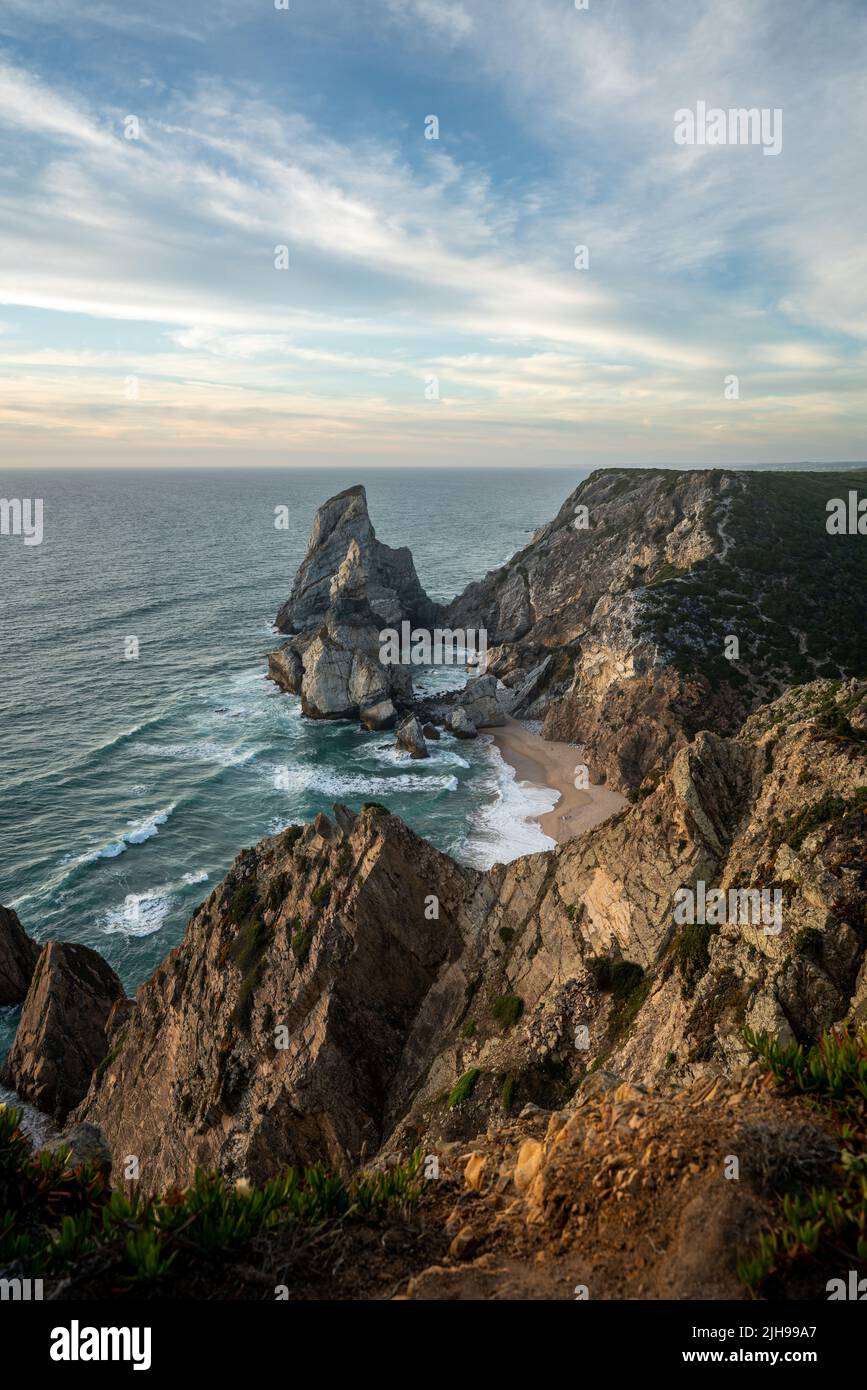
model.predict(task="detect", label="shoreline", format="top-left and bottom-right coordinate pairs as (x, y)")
top-left (489, 716), bottom-right (627, 844)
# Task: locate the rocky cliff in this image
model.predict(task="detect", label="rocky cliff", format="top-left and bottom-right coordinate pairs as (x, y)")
top-left (17, 676), bottom-right (852, 1192)
top-left (446, 467), bottom-right (867, 791)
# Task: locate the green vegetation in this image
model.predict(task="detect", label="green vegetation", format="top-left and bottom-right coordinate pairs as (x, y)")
top-left (500, 1074), bottom-right (515, 1114)
top-left (282, 825), bottom-right (304, 851)
top-left (564, 904), bottom-right (576, 921)
top-left (643, 561), bottom-right (688, 588)
top-left (291, 919), bottom-right (314, 969)
top-left (228, 880), bottom-right (257, 924)
top-left (737, 1027), bottom-right (867, 1296)
top-left (498, 926), bottom-right (515, 943)
top-left (492, 994), bottom-right (523, 1028)
top-left (447, 1069), bottom-right (481, 1108)
top-left (639, 471), bottom-right (867, 688)
top-left (778, 787), bottom-right (867, 852)
top-left (0, 1103), bottom-right (426, 1289)
top-left (228, 918), bottom-right (272, 1027)
top-left (265, 874), bottom-right (291, 912)
top-left (676, 921), bottom-right (717, 999)
top-left (590, 957), bottom-right (644, 1001)
top-left (311, 880), bottom-right (332, 909)
top-left (461, 1019), bottom-right (477, 1040)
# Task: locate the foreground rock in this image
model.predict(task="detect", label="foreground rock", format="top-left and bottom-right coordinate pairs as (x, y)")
top-left (0, 904), bottom-right (39, 1005)
top-left (2, 942), bottom-right (126, 1122)
top-left (59, 679), bottom-right (866, 1189)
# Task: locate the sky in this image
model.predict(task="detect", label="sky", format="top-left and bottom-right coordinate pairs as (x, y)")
top-left (0, 0), bottom-right (865, 468)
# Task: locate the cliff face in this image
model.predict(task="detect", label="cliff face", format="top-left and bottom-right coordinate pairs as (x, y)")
top-left (65, 678), bottom-right (865, 1190)
top-left (447, 468), bottom-right (867, 791)
top-left (0, 904), bottom-right (39, 1005)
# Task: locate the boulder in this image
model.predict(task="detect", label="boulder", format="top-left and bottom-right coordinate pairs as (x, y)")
top-left (0, 904), bottom-right (39, 1005)
top-left (457, 675), bottom-right (505, 728)
top-left (422, 724), bottom-right (440, 741)
top-left (360, 699), bottom-right (397, 731)
top-left (2, 941), bottom-right (126, 1121)
top-left (396, 714), bottom-right (429, 759)
top-left (447, 708), bottom-right (477, 739)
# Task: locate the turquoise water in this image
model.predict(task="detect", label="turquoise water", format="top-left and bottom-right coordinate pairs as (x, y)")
top-left (0, 466), bottom-right (585, 1057)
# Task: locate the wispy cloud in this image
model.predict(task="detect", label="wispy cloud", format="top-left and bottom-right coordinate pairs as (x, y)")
top-left (0, 0), bottom-right (865, 466)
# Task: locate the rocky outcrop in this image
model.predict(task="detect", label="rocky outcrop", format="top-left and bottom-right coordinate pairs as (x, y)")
top-left (420, 674), bottom-right (506, 732)
top-left (395, 714), bottom-right (428, 758)
top-left (2, 942), bottom-right (126, 1122)
top-left (275, 485), bottom-right (439, 634)
top-left (57, 679), bottom-right (865, 1190)
top-left (0, 904), bottom-right (39, 1005)
top-left (269, 539), bottom-right (413, 722)
top-left (447, 709), bottom-right (477, 739)
top-left (270, 537), bottom-right (414, 724)
top-left (74, 809), bottom-right (476, 1190)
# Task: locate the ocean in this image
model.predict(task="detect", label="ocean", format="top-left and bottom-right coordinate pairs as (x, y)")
top-left (0, 466), bottom-right (586, 1066)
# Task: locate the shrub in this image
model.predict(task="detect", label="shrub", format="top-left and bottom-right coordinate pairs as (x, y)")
top-left (228, 880), bottom-right (257, 923)
top-left (447, 1069), bottom-right (481, 1108)
top-left (500, 1075), bottom-right (515, 1114)
top-left (737, 1026), bottom-right (867, 1296)
top-left (0, 1104), bottom-right (426, 1287)
top-left (311, 881), bottom-right (332, 909)
top-left (492, 994), bottom-right (523, 1028)
top-left (676, 921), bottom-right (717, 998)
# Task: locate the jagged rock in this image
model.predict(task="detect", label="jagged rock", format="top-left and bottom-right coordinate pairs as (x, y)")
top-left (276, 485), bottom-right (439, 634)
top-left (422, 724), bottom-right (440, 740)
top-left (0, 904), bottom-right (39, 1005)
top-left (76, 808), bottom-right (475, 1189)
top-left (45, 1121), bottom-right (113, 1179)
top-left (447, 708), bottom-right (477, 739)
top-left (2, 942), bottom-right (126, 1122)
top-left (360, 699), bottom-right (397, 731)
top-left (272, 534), bottom-right (415, 722)
top-left (395, 714), bottom-right (428, 759)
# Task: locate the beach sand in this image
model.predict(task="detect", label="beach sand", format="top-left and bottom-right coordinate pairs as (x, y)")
top-left (490, 716), bottom-right (627, 844)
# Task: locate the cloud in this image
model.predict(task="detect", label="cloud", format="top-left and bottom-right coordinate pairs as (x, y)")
top-left (0, 2), bottom-right (864, 465)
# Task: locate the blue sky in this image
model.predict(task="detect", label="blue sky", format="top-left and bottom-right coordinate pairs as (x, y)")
top-left (0, 0), bottom-right (865, 467)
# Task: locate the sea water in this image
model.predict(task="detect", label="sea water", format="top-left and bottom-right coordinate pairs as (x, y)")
top-left (0, 465), bottom-right (585, 1063)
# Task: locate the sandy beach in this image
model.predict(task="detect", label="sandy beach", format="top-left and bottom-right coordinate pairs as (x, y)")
top-left (490, 716), bottom-right (627, 844)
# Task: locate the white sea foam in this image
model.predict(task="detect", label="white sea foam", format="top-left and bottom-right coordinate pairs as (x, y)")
top-left (270, 764), bottom-right (458, 796)
top-left (125, 803), bottom-right (176, 845)
top-left (101, 887), bottom-right (175, 937)
top-left (100, 863), bottom-right (206, 937)
top-left (455, 741), bottom-right (558, 869)
top-left (138, 740), bottom-right (261, 768)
